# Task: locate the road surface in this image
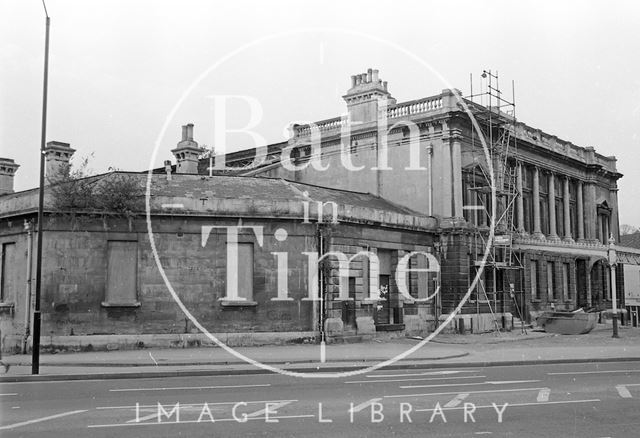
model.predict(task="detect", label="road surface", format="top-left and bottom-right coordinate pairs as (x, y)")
top-left (1, 361), bottom-right (639, 437)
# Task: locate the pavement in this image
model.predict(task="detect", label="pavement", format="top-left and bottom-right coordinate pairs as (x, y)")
top-left (2, 324), bottom-right (639, 382)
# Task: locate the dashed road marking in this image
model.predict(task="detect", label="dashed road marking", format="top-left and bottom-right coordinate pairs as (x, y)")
top-left (0, 393), bottom-right (17, 396)
top-left (90, 414), bottom-right (316, 428)
top-left (400, 380), bottom-right (540, 389)
top-left (0, 409), bottom-right (87, 431)
top-left (414, 399), bottom-right (600, 412)
top-left (110, 383), bottom-right (270, 392)
top-left (444, 393), bottom-right (469, 408)
top-left (97, 399), bottom-right (296, 410)
top-left (548, 370), bottom-right (640, 375)
top-left (350, 398), bottom-right (383, 413)
top-left (245, 401), bottom-right (293, 419)
top-left (345, 375), bottom-right (486, 384)
top-left (537, 388), bottom-right (550, 402)
top-left (616, 385), bottom-right (633, 398)
top-left (366, 370), bottom-right (479, 378)
top-left (385, 386), bottom-right (546, 399)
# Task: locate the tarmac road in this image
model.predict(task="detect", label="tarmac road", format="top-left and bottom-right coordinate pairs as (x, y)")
top-left (1, 360), bottom-right (639, 437)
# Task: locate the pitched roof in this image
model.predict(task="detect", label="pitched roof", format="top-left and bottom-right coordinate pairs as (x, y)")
top-left (0, 171), bottom-right (436, 230)
top-left (620, 232), bottom-right (640, 249)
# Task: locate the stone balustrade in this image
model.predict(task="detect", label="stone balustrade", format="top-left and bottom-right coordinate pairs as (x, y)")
top-left (387, 96), bottom-right (443, 119)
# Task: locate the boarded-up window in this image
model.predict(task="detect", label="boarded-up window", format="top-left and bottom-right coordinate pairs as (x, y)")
top-left (103, 241), bottom-right (139, 306)
top-left (547, 261), bottom-right (555, 301)
top-left (563, 263), bottom-right (571, 301)
top-left (1, 242), bottom-right (16, 302)
top-left (236, 243), bottom-right (254, 300)
top-left (531, 260), bottom-right (539, 300)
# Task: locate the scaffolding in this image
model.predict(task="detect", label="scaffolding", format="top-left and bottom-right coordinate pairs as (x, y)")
top-left (465, 70), bottom-right (527, 334)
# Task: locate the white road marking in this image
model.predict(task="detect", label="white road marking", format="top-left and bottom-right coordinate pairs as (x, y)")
top-left (161, 203), bottom-right (184, 209)
top-left (89, 414), bottom-right (315, 428)
top-left (96, 399), bottom-right (296, 410)
top-left (400, 380), bottom-right (540, 389)
top-left (475, 433), bottom-right (493, 435)
top-left (0, 393), bottom-right (17, 396)
top-left (616, 385), bottom-right (633, 398)
top-left (148, 352), bottom-right (158, 366)
top-left (11, 406), bottom-right (20, 409)
top-left (245, 401), bottom-right (293, 418)
top-left (0, 409), bottom-right (87, 431)
top-left (444, 393), bottom-right (469, 408)
top-left (537, 388), bottom-right (550, 402)
top-left (367, 370), bottom-right (479, 378)
top-left (548, 370), bottom-right (640, 375)
top-left (110, 383), bottom-right (270, 392)
top-left (385, 386), bottom-right (546, 398)
top-left (345, 375), bottom-right (487, 384)
top-left (350, 398), bottom-right (383, 413)
top-left (415, 399), bottom-right (600, 412)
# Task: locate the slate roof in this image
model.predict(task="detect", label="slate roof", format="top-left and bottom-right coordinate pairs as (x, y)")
top-left (0, 171), bottom-right (428, 221)
top-left (620, 232), bottom-right (640, 249)
top-left (148, 173), bottom-right (421, 216)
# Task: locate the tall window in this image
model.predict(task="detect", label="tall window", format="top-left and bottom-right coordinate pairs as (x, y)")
top-left (562, 263), bottom-right (571, 301)
top-left (522, 166), bottom-right (533, 233)
top-left (1, 242), bottom-right (16, 303)
top-left (569, 181), bottom-right (578, 238)
top-left (104, 240), bottom-right (139, 306)
top-left (555, 175), bottom-right (564, 237)
top-left (547, 261), bottom-right (555, 301)
top-left (530, 259), bottom-right (539, 300)
top-left (539, 172), bottom-right (549, 235)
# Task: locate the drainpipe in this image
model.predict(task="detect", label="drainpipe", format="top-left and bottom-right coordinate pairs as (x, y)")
top-left (316, 225), bottom-right (326, 345)
top-left (23, 220), bottom-right (34, 354)
top-left (426, 143), bottom-right (433, 216)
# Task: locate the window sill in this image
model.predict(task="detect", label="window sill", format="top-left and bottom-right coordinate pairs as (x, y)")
top-left (101, 301), bottom-right (141, 308)
top-left (0, 302), bottom-right (15, 310)
top-left (220, 300), bottom-right (258, 307)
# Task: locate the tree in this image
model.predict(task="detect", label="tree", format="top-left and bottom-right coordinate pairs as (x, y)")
top-left (620, 224), bottom-right (640, 235)
top-left (49, 155), bottom-right (144, 215)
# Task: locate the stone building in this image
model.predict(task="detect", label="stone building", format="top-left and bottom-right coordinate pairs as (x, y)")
top-left (0, 69), bottom-right (634, 351)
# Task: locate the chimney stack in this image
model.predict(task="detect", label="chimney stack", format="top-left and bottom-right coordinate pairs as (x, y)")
top-left (0, 158), bottom-right (19, 195)
top-left (171, 123), bottom-right (202, 174)
top-left (164, 160), bottom-right (172, 181)
top-left (44, 141), bottom-right (75, 181)
top-left (343, 68), bottom-right (395, 124)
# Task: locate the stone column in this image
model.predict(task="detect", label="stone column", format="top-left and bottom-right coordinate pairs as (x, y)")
top-left (577, 181), bottom-right (585, 241)
top-left (532, 167), bottom-right (543, 238)
top-left (548, 172), bottom-right (558, 240)
top-left (563, 177), bottom-right (573, 242)
top-left (452, 137), bottom-right (463, 218)
top-left (585, 183), bottom-right (598, 242)
top-left (516, 164), bottom-right (525, 234)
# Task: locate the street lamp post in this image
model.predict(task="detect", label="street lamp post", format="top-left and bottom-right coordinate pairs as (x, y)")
top-left (32, 0), bottom-right (50, 374)
top-left (608, 234), bottom-right (619, 338)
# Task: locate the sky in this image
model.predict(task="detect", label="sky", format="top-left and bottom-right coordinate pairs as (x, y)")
top-left (1, 0), bottom-right (640, 225)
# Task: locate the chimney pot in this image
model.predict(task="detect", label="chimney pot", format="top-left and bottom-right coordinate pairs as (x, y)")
top-left (187, 123), bottom-right (194, 141)
top-left (181, 125), bottom-right (188, 141)
top-left (351, 75), bottom-right (357, 88)
top-left (367, 68), bottom-right (372, 83)
top-left (372, 69), bottom-right (379, 83)
top-left (383, 81), bottom-right (388, 91)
